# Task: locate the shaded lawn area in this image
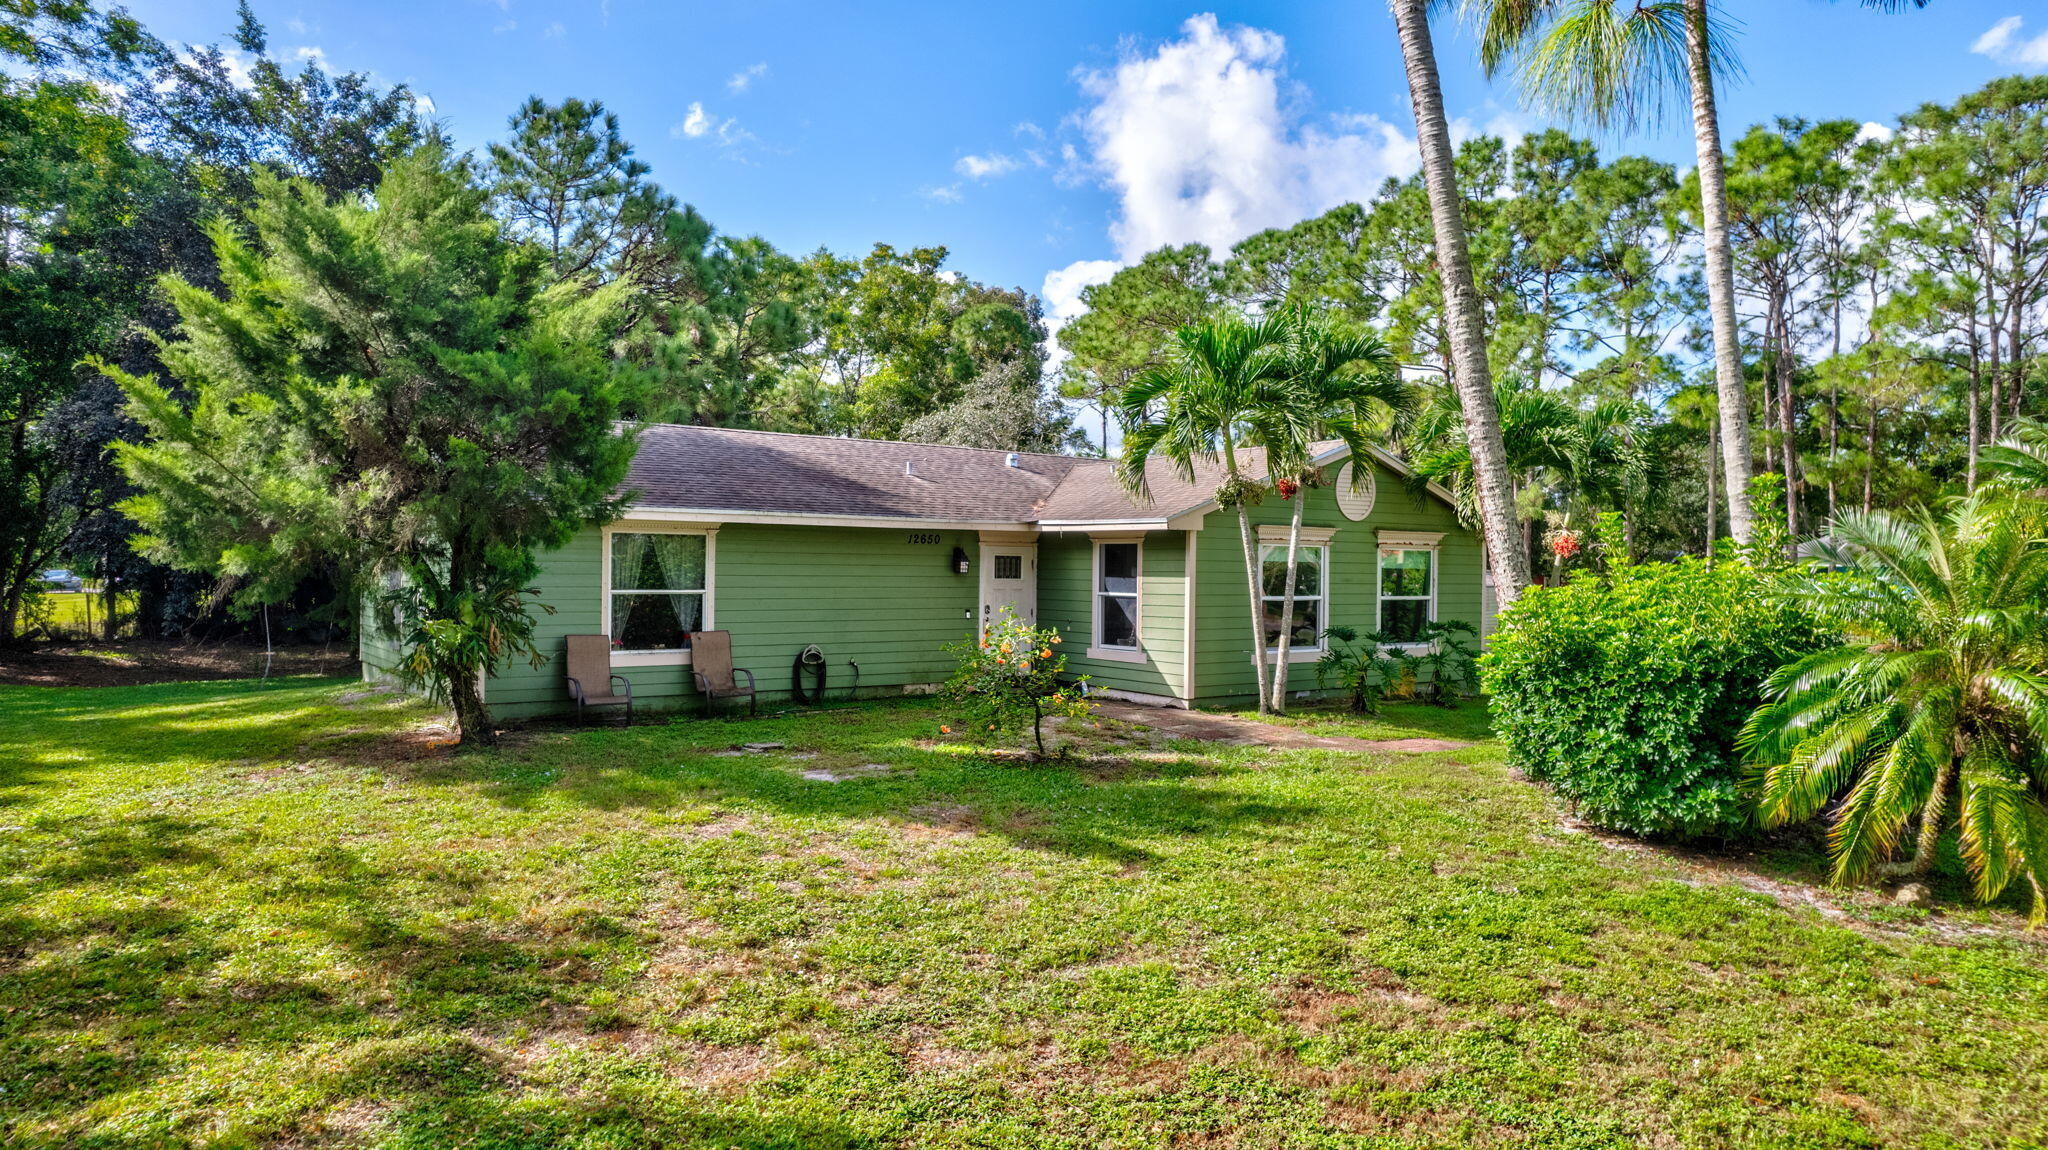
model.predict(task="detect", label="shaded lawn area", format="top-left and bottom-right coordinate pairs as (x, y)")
top-left (0, 681), bottom-right (2043, 1149)
top-left (1210, 698), bottom-right (1500, 745)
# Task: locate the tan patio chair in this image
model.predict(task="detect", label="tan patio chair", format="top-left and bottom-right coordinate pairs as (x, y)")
top-left (688, 630), bottom-right (756, 717)
top-left (564, 634), bottom-right (633, 725)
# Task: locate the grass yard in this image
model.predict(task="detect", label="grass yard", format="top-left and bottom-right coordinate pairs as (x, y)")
top-left (1, 680), bottom-right (2044, 1149)
top-left (14, 591), bottom-right (137, 640)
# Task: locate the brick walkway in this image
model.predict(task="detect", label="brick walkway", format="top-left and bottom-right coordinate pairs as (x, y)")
top-left (1089, 700), bottom-right (1472, 754)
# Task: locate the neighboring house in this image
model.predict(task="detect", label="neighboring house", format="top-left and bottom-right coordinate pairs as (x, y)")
top-left (361, 424), bottom-right (1487, 718)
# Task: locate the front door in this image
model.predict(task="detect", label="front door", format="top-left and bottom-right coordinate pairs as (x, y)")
top-left (980, 545), bottom-right (1036, 633)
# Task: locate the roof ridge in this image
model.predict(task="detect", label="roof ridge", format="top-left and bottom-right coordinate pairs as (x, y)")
top-left (633, 421), bottom-right (1096, 464)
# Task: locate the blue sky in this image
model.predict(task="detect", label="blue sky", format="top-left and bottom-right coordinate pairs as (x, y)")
top-left (127, 0), bottom-right (2048, 330)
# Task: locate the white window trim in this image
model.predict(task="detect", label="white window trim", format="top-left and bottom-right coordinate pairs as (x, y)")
top-left (602, 524), bottom-right (717, 667)
top-left (1088, 535), bottom-right (1146, 663)
top-left (1259, 540), bottom-right (1330, 659)
top-left (1375, 537), bottom-right (1439, 652)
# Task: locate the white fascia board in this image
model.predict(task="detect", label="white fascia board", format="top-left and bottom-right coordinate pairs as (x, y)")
top-left (1034, 519), bottom-right (1172, 533)
top-left (623, 505), bottom-right (1032, 532)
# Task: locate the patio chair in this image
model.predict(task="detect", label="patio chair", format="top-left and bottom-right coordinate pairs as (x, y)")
top-left (564, 634), bottom-right (633, 725)
top-left (689, 630), bottom-right (757, 717)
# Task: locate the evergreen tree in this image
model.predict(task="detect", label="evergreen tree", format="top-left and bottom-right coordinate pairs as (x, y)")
top-left (105, 144), bottom-right (637, 743)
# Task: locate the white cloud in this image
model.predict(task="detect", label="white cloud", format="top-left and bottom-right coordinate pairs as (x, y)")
top-left (292, 45), bottom-right (328, 69)
top-left (676, 102), bottom-right (713, 138)
top-left (1972, 15), bottom-right (2048, 68)
top-left (1015, 120), bottom-right (1046, 140)
top-left (728, 62), bottom-right (769, 93)
top-left (1854, 120), bottom-right (1894, 145)
top-left (286, 18), bottom-right (309, 35)
top-left (543, 21), bottom-right (566, 39)
top-left (492, 19), bottom-right (517, 34)
top-left (1069, 14), bottom-right (1421, 263)
top-left (955, 152), bottom-right (1021, 180)
top-left (672, 102), bottom-right (755, 149)
top-left (924, 183), bottom-right (964, 204)
top-left (1041, 259), bottom-right (1122, 333)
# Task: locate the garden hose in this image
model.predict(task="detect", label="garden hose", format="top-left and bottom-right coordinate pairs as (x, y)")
top-left (792, 645), bottom-right (828, 706)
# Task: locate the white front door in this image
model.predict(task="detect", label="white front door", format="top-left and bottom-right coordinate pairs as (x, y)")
top-left (980, 545), bottom-right (1036, 633)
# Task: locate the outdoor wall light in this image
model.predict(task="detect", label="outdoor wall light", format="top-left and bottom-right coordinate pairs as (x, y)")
top-left (951, 546), bottom-right (970, 574)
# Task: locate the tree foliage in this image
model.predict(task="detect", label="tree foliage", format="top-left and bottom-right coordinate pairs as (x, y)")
top-left (105, 145), bottom-right (638, 744)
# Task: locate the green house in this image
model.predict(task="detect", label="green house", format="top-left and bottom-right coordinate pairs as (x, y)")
top-left (360, 425), bottom-right (1488, 718)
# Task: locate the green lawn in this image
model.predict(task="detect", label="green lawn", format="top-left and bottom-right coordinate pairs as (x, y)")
top-left (1, 679), bottom-right (2044, 1149)
top-left (16, 590), bottom-right (135, 638)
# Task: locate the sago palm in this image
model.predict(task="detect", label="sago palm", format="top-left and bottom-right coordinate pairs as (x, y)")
top-left (1982, 419), bottom-right (2048, 494)
top-left (1740, 496), bottom-right (2048, 924)
top-left (1117, 314), bottom-right (1297, 713)
top-left (1263, 308), bottom-right (1410, 711)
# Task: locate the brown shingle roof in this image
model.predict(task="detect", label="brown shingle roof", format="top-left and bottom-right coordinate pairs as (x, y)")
top-left (620, 425), bottom-right (1361, 524)
top-left (623, 424), bottom-right (1082, 521)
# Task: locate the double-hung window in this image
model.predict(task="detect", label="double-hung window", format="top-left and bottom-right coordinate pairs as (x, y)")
top-left (1094, 541), bottom-right (1140, 651)
top-left (607, 530), bottom-right (710, 653)
top-left (1377, 537), bottom-right (1437, 644)
top-left (1259, 543), bottom-right (1327, 652)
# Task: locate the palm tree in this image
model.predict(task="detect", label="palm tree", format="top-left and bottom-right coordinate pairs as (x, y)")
top-left (1117, 315), bottom-right (1296, 713)
top-left (1263, 309), bottom-right (1411, 712)
top-left (1740, 497), bottom-right (2048, 924)
top-left (1387, 0), bottom-right (1537, 606)
top-left (1405, 377), bottom-right (1579, 567)
top-left (1463, 0), bottom-right (1758, 546)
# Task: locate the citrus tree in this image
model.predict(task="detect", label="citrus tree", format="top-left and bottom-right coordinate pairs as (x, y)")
top-left (941, 611), bottom-right (1094, 758)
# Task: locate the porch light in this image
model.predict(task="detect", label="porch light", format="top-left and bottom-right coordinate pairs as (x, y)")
top-left (951, 546), bottom-right (971, 574)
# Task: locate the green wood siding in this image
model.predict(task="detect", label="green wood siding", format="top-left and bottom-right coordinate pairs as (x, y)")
top-left (1037, 531), bottom-right (1187, 701)
top-left (485, 521), bottom-right (985, 720)
top-left (357, 582), bottom-right (407, 687)
top-left (1190, 458), bottom-right (1480, 707)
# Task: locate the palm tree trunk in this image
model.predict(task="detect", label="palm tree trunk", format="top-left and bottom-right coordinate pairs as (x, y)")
top-left (1236, 504), bottom-right (1272, 714)
top-left (1390, 0), bottom-right (1532, 606)
top-left (1684, 0), bottom-right (1756, 545)
top-left (1269, 489), bottom-right (1307, 712)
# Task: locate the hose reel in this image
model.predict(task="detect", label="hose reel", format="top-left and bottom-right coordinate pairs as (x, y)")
top-left (792, 644), bottom-right (828, 706)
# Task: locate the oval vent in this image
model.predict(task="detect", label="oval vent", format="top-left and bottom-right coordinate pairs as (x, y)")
top-left (1334, 462), bottom-right (1376, 521)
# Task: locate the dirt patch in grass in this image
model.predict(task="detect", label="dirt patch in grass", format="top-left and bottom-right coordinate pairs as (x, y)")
top-left (0, 639), bottom-right (354, 687)
top-left (903, 803), bottom-right (981, 836)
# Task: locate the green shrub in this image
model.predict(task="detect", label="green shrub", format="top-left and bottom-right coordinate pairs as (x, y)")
top-left (1480, 558), bottom-right (1832, 839)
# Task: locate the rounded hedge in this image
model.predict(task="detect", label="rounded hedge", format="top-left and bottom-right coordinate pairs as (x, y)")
top-left (1480, 558), bottom-right (1832, 839)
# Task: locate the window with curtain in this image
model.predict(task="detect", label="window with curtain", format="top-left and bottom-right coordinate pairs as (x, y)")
top-left (609, 532), bottom-right (707, 651)
top-left (1378, 546), bottom-right (1434, 643)
top-left (1095, 541), bottom-right (1139, 650)
top-left (1260, 544), bottom-right (1325, 650)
